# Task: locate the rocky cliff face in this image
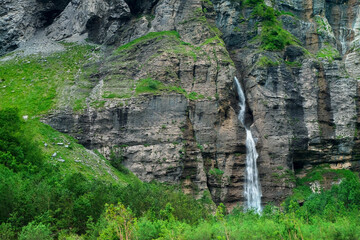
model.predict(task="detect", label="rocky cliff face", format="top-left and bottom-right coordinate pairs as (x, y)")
top-left (1, 0), bottom-right (360, 207)
top-left (212, 0), bottom-right (360, 203)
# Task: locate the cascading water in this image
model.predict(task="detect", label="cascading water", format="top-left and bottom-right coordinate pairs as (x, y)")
top-left (234, 77), bottom-right (262, 213)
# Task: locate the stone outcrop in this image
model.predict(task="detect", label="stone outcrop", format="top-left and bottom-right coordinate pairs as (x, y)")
top-left (0, 0), bottom-right (71, 55)
top-left (45, 0), bottom-right (132, 44)
top-left (1, 0), bottom-right (360, 208)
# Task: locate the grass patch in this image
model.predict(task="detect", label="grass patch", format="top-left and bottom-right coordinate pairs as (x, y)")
top-left (317, 43), bottom-right (341, 62)
top-left (188, 92), bottom-right (205, 100)
top-left (209, 168), bottom-right (224, 176)
top-left (135, 78), bottom-right (164, 94)
top-left (135, 78), bottom-right (207, 100)
top-left (290, 167), bottom-right (355, 202)
top-left (285, 60), bottom-right (302, 67)
top-left (32, 119), bottom-right (132, 183)
top-left (201, 36), bottom-right (225, 47)
top-left (102, 92), bottom-right (132, 99)
top-left (169, 45), bottom-right (198, 61)
top-left (257, 56), bottom-right (279, 67)
top-left (0, 44), bottom-right (97, 116)
top-left (90, 100), bottom-right (106, 108)
top-left (115, 31), bottom-right (180, 53)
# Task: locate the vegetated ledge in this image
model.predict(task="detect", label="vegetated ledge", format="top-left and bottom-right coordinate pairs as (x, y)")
top-left (85, 29), bottom-right (229, 109)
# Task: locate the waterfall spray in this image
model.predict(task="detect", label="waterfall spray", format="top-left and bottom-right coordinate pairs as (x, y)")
top-left (234, 77), bottom-right (262, 213)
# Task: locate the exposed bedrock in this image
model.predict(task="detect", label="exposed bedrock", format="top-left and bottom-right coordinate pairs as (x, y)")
top-left (43, 0), bottom-right (253, 208)
top-left (212, 0), bottom-right (360, 204)
top-left (0, 0), bottom-right (73, 55)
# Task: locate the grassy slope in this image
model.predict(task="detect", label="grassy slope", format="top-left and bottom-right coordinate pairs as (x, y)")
top-left (0, 43), bottom-right (136, 184)
top-left (0, 43), bottom-right (94, 115)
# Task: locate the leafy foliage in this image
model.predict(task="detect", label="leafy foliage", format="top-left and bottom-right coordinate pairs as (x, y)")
top-left (0, 108), bottom-right (43, 172)
top-left (19, 222), bottom-right (53, 240)
top-left (246, 0), bottom-right (298, 50)
top-left (97, 203), bottom-right (136, 240)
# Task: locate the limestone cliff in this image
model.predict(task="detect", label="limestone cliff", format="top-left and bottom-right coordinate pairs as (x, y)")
top-left (1, 0), bottom-right (360, 207)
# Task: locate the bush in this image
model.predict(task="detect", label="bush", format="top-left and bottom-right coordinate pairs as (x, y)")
top-left (0, 108), bottom-right (44, 172)
top-left (249, 0), bottom-right (298, 50)
top-left (19, 222), bottom-right (53, 240)
top-left (119, 182), bottom-right (208, 224)
top-left (0, 223), bottom-right (16, 240)
top-left (261, 25), bottom-right (294, 50)
top-left (98, 203), bottom-right (136, 240)
top-left (109, 146), bottom-right (129, 174)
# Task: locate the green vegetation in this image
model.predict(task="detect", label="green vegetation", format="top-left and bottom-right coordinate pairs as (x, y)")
top-left (135, 78), bottom-right (164, 94)
top-left (257, 56), bottom-right (279, 67)
top-left (201, 0), bottom-right (213, 6)
top-left (209, 168), bottom-right (224, 177)
top-left (285, 60), bottom-right (302, 67)
top-left (135, 78), bottom-right (206, 100)
top-left (0, 44), bottom-right (98, 115)
top-left (115, 31), bottom-right (180, 53)
top-left (201, 36), bottom-right (225, 47)
top-left (314, 15), bottom-right (332, 38)
top-left (244, 0), bottom-right (299, 50)
top-left (0, 108), bottom-right (209, 239)
top-left (0, 108), bottom-right (43, 172)
top-left (317, 43), bottom-right (341, 62)
top-left (279, 11), bottom-right (295, 17)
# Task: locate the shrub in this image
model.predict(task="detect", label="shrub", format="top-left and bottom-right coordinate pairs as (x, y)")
top-left (109, 146), bottom-right (129, 174)
top-left (0, 223), bottom-right (16, 240)
top-left (261, 25), bottom-right (295, 50)
top-left (19, 222), bottom-right (53, 240)
top-left (0, 108), bottom-right (44, 172)
top-left (99, 203), bottom-right (136, 240)
top-left (119, 182), bottom-right (208, 224)
top-left (249, 0), bottom-right (298, 50)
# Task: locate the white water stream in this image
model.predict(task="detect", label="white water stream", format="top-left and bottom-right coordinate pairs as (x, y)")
top-left (234, 77), bottom-right (262, 213)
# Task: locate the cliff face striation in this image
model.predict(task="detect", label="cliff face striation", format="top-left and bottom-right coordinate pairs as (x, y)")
top-left (1, 0), bottom-right (360, 207)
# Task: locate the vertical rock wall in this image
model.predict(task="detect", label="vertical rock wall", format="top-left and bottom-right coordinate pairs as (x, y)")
top-left (212, 0), bottom-right (360, 204)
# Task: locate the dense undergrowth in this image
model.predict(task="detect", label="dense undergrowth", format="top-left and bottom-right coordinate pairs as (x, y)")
top-left (1, 108), bottom-right (360, 240)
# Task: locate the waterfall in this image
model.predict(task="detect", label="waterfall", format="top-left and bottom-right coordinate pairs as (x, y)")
top-left (234, 77), bottom-right (262, 213)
